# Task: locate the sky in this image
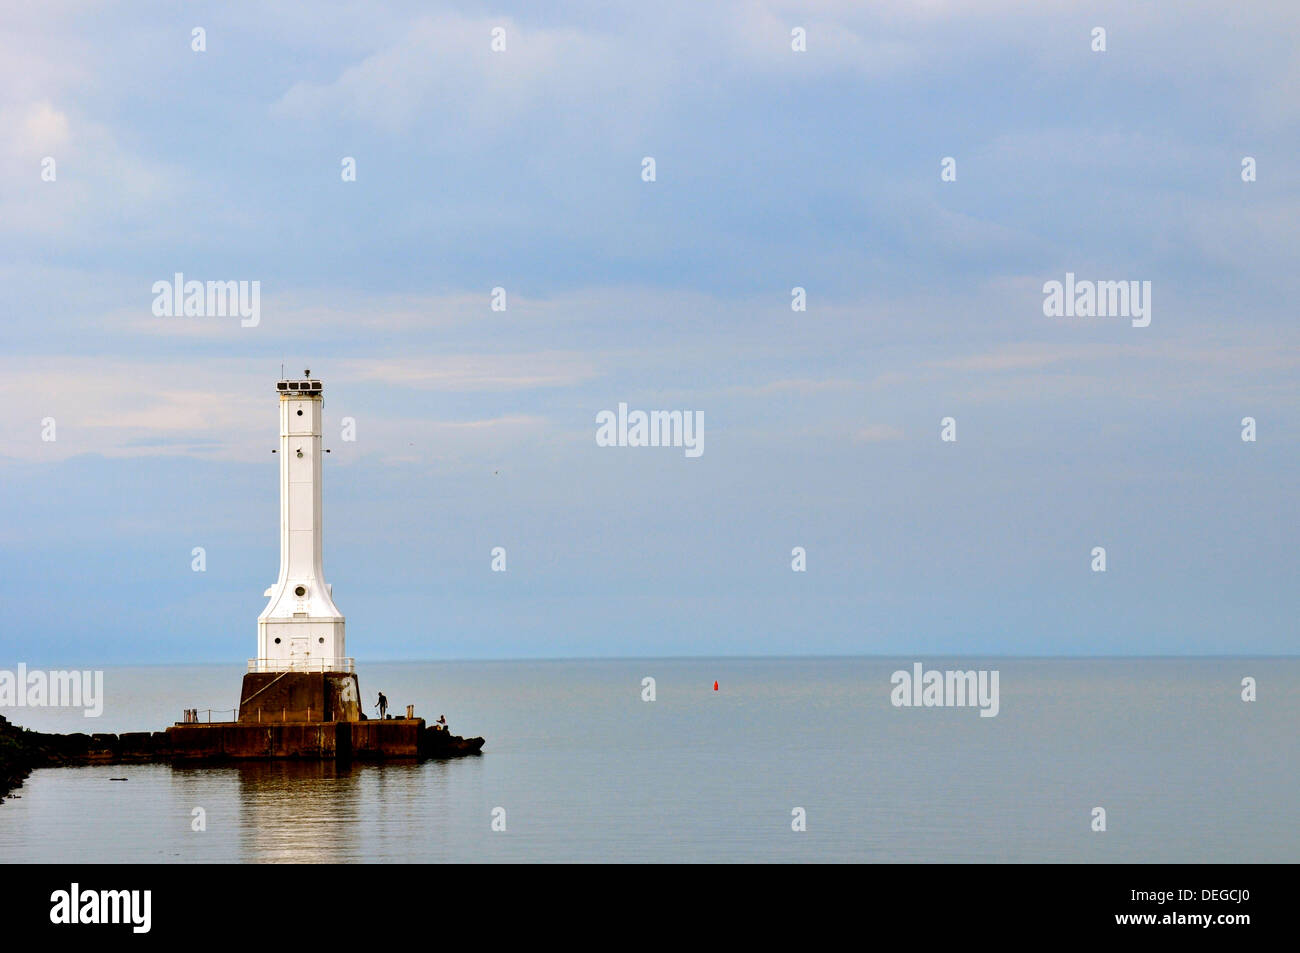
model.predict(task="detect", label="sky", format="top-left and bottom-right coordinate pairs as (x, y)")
top-left (0, 1), bottom-right (1296, 665)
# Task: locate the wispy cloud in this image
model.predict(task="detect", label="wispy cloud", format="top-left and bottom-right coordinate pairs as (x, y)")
top-left (339, 353), bottom-right (602, 391)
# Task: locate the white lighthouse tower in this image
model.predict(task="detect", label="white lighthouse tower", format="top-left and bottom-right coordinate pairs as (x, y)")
top-left (254, 370), bottom-right (348, 673)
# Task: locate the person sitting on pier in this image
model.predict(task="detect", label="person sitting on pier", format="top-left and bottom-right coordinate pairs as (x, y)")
top-left (436, 714), bottom-right (447, 731)
top-left (377, 692), bottom-right (389, 719)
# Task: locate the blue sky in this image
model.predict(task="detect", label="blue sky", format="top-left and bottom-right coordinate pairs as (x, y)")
top-left (0, 1), bottom-right (1296, 664)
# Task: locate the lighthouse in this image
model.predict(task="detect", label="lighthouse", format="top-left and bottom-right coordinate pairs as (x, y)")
top-left (254, 370), bottom-right (347, 673)
top-left (175, 372), bottom-right (483, 754)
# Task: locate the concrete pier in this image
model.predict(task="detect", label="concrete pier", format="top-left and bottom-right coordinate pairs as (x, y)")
top-left (166, 717), bottom-right (439, 761)
top-left (156, 673), bottom-right (481, 762)
top-left (1, 712), bottom-right (484, 801)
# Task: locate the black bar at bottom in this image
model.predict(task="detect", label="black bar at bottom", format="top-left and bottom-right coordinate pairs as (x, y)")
top-left (2, 863), bottom-right (1274, 940)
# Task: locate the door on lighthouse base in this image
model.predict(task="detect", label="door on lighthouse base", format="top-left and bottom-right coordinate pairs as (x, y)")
top-left (289, 638), bottom-right (310, 670)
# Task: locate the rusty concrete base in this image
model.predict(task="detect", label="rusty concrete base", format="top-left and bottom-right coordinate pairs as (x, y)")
top-left (237, 672), bottom-right (362, 724)
top-left (158, 672), bottom-right (486, 762)
top-left (167, 718), bottom-right (426, 761)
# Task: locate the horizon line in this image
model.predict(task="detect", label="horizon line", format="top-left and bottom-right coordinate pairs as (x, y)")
top-left (4, 652), bottom-right (1295, 669)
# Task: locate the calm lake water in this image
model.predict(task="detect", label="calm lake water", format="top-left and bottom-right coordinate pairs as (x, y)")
top-left (1, 658), bottom-right (1295, 863)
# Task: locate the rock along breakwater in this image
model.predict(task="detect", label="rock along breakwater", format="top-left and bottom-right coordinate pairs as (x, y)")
top-left (0, 713), bottom-right (484, 803)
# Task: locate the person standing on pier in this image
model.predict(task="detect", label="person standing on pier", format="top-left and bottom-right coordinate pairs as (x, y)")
top-left (377, 692), bottom-right (388, 719)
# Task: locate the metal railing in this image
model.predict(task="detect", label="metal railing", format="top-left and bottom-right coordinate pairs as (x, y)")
top-left (245, 706), bottom-right (330, 723)
top-left (181, 708), bottom-right (237, 724)
top-left (247, 657), bottom-right (355, 674)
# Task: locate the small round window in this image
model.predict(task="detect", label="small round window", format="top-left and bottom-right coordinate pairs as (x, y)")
top-left (274, 637), bottom-right (282, 645)
top-left (294, 585), bottom-right (306, 597)
top-left (297, 409), bottom-right (303, 416)
top-left (318, 637), bottom-right (325, 644)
